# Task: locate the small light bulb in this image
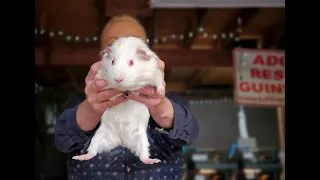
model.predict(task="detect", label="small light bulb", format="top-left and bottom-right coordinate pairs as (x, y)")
top-left (221, 33), bottom-right (226, 39)
top-left (154, 38), bottom-right (158, 44)
top-left (203, 33), bottom-right (208, 38)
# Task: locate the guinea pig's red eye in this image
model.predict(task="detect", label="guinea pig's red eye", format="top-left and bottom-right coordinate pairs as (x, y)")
top-left (112, 60), bottom-right (115, 65)
top-left (128, 60), bottom-right (134, 67)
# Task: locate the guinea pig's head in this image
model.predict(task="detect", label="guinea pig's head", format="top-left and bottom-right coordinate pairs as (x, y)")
top-left (100, 37), bottom-right (158, 90)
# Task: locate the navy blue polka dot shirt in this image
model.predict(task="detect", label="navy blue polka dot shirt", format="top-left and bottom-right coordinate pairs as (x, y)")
top-left (55, 93), bottom-right (199, 180)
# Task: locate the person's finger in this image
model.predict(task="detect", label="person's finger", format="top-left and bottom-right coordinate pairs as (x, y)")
top-left (127, 92), bottom-right (161, 108)
top-left (127, 93), bottom-right (150, 104)
top-left (157, 59), bottom-right (165, 72)
top-left (99, 95), bottom-right (127, 111)
top-left (134, 85), bottom-right (165, 98)
top-left (106, 95), bottom-right (128, 107)
top-left (96, 89), bottom-right (123, 102)
top-left (133, 86), bottom-right (154, 96)
top-left (84, 79), bottom-right (108, 95)
top-left (85, 61), bottom-right (101, 85)
top-left (92, 95), bottom-right (127, 114)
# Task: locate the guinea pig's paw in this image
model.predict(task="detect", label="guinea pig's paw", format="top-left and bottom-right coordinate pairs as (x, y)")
top-left (95, 69), bottom-right (103, 80)
top-left (72, 153), bottom-right (95, 161)
top-left (141, 158), bottom-right (161, 164)
top-left (156, 86), bottom-right (165, 95)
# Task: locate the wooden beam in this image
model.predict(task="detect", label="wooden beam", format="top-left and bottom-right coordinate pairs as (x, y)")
top-left (184, 9), bottom-right (207, 48)
top-left (35, 47), bottom-right (232, 67)
top-left (94, 0), bottom-right (106, 35)
top-left (276, 36), bottom-right (285, 49)
top-left (105, 0), bottom-right (152, 17)
top-left (186, 68), bottom-right (211, 89)
top-left (35, 13), bottom-right (51, 47)
top-left (277, 106), bottom-right (285, 152)
top-left (262, 22), bottom-right (285, 49)
top-left (59, 82), bottom-right (186, 93)
top-left (142, 15), bottom-right (155, 48)
top-left (50, 48), bottom-right (99, 66)
top-left (164, 67), bottom-right (172, 81)
top-left (156, 48), bottom-right (231, 67)
top-left (167, 83), bottom-right (186, 92)
top-left (35, 48), bottom-right (45, 65)
top-left (55, 82), bottom-right (232, 96)
top-left (222, 8), bottom-right (259, 49)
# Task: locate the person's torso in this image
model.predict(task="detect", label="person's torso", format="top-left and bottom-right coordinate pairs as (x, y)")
top-left (67, 123), bottom-right (184, 180)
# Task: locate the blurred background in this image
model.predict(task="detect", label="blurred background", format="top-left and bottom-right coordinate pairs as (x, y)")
top-left (35, 0), bottom-right (285, 180)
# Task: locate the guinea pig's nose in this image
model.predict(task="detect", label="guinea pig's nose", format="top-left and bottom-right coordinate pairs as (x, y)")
top-left (115, 78), bottom-right (124, 83)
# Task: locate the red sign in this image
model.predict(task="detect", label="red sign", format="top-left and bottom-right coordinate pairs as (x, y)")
top-left (233, 48), bottom-right (285, 107)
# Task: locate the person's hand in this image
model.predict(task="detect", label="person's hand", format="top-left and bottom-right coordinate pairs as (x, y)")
top-left (84, 61), bottom-right (127, 115)
top-left (127, 59), bottom-right (174, 128)
top-left (127, 59), bottom-right (166, 109)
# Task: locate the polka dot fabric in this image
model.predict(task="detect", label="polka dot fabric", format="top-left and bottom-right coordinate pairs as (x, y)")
top-left (67, 126), bottom-right (184, 180)
top-left (56, 93), bottom-right (199, 180)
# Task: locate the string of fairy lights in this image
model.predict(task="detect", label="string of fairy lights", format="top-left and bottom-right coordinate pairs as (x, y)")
top-left (151, 26), bottom-right (241, 44)
top-left (35, 18), bottom-right (243, 104)
top-left (189, 97), bottom-right (234, 105)
top-left (35, 17), bottom-right (243, 44)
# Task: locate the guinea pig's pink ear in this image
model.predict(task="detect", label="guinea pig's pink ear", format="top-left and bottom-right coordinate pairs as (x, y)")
top-left (99, 48), bottom-right (112, 58)
top-left (137, 48), bottom-right (151, 61)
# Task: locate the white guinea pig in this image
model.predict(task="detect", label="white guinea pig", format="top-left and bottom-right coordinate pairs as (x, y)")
top-left (72, 36), bottom-right (165, 165)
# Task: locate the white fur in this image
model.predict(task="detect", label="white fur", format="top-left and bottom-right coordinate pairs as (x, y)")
top-left (72, 37), bottom-right (165, 164)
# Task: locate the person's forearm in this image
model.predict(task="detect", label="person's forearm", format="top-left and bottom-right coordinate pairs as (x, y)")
top-left (55, 104), bottom-right (98, 153)
top-left (153, 95), bottom-right (199, 147)
top-left (76, 100), bottom-right (101, 131)
top-left (149, 97), bottom-right (174, 129)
